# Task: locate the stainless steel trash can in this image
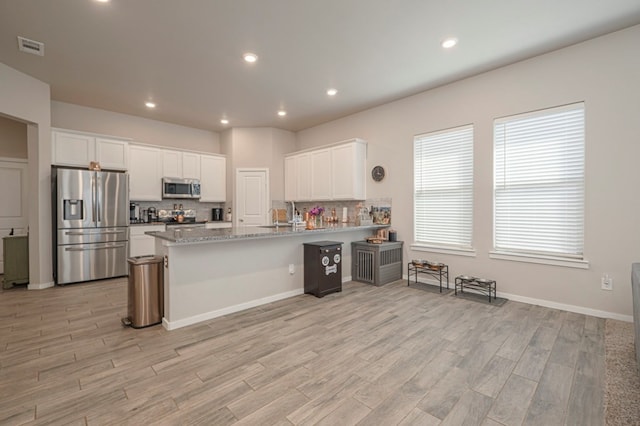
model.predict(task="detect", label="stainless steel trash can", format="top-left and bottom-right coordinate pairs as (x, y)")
top-left (123, 255), bottom-right (164, 328)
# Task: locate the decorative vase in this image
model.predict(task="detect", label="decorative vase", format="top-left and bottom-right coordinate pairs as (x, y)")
top-left (316, 215), bottom-right (323, 228)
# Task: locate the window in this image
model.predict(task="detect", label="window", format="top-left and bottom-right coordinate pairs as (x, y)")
top-left (414, 125), bottom-right (474, 250)
top-left (493, 103), bottom-right (585, 260)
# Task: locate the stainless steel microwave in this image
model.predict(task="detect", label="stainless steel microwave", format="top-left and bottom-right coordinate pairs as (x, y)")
top-left (162, 177), bottom-right (201, 199)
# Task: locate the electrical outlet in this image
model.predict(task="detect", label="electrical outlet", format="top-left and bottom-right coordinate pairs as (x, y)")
top-left (601, 273), bottom-right (613, 291)
top-left (288, 264), bottom-right (295, 275)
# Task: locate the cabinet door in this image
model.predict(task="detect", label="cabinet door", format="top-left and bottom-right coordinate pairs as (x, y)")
top-left (204, 222), bottom-right (232, 229)
top-left (129, 145), bottom-right (163, 201)
top-left (284, 156), bottom-right (296, 201)
top-left (285, 154), bottom-right (311, 201)
top-left (200, 155), bottom-right (226, 202)
top-left (297, 153), bottom-right (311, 200)
top-left (130, 225), bottom-right (165, 256)
top-left (162, 150), bottom-right (182, 178)
top-left (331, 142), bottom-right (366, 199)
top-left (96, 138), bottom-right (129, 171)
top-left (310, 149), bottom-right (332, 200)
top-left (182, 152), bottom-right (201, 179)
top-left (52, 131), bottom-right (95, 167)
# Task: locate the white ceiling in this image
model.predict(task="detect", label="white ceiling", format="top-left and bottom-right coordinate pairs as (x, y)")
top-left (1, 1), bottom-right (639, 133)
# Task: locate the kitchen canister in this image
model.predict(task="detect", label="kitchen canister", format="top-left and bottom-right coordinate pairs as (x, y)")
top-left (388, 229), bottom-right (397, 242)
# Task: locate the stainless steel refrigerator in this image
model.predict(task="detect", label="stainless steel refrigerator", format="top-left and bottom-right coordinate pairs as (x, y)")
top-left (52, 167), bottom-right (129, 285)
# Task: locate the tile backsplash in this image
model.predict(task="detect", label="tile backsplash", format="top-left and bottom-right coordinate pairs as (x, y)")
top-left (133, 198), bottom-right (390, 224)
top-left (272, 198), bottom-right (392, 224)
top-left (135, 200), bottom-right (224, 222)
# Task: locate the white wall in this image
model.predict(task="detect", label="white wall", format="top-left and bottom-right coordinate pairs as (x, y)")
top-left (296, 25), bottom-right (640, 319)
top-left (222, 127), bottom-right (296, 216)
top-left (51, 101), bottom-right (220, 153)
top-left (0, 115), bottom-right (27, 159)
top-left (0, 62), bottom-right (52, 288)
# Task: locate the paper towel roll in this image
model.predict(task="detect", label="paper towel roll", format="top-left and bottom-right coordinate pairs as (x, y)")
top-left (342, 207), bottom-right (348, 223)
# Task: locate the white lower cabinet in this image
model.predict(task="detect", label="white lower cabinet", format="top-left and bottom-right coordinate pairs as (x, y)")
top-left (130, 224), bottom-right (165, 257)
top-left (205, 222), bottom-right (232, 230)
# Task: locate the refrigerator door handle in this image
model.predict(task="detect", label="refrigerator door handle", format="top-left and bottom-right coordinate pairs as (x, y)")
top-left (91, 174), bottom-right (97, 223)
top-left (65, 243), bottom-right (127, 251)
top-left (64, 230), bottom-right (127, 236)
top-left (96, 173), bottom-right (101, 223)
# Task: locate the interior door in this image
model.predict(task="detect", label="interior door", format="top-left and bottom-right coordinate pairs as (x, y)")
top-left (0, 159), bottom-right (28, 274)
top-left (235, 169), bottom-right (268, 226)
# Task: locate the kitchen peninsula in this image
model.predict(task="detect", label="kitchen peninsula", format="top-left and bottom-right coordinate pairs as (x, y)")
top-left (149, 223), bottom-right (388, 330)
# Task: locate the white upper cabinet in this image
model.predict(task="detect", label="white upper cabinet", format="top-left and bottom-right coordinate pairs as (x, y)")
top-left (200, 154), bottom-right (226, 202)
top-left (284, 153), bottom-right (311, 201)
top-left (162, 150), bottom-right (183, 178)
top-left (129, 145), bottom-right (163, 201)
top-left (182, 152), bottom-right (201, 179)
top-left (285, 139), bottom-right (366, 201)
top-left (95, 137), bottom-right (129, 170)
top-left (284, 156), bottom-right (296, 202)
top-left (162, 150), bottom-right (202, 179)
top-left (331, 141), bottom-right (366, 200)
top-left (52, 129), bottom-right (129, 171)
top-left (310, 149), bottom-right (332, 200)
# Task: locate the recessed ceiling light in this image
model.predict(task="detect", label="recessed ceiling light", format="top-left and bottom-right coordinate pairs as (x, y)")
top-left (145, 101), bottom-right (156, 108)
top-left (220, 119), bottom-right (229, 125)
top-left (441, 38), bottom-right (458, 49)
top-left (277, 110), bottom-right (287, 117)
top-left (243, 52), bottom-right (258, 63)
top-left (95, 0), bottom-right (110, 3)
top-left (327, 88), bottom-right (338, 96)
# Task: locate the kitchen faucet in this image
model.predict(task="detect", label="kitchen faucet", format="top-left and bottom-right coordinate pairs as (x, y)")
top-left (267, 207), bottom-right (278, 226)
top-left (268, 208), bottom-right (281, 226)
top-left (290, 200), bottom-right (297, 223)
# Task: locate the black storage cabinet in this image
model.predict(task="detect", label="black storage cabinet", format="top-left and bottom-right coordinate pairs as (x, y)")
top-left (303, 241), bottom-right (343, 297)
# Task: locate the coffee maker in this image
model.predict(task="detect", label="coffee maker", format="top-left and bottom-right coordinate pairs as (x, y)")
top-left (212, 208), bottom-right (223, 221)
top-left (147, 207), bottom-right (158, 223)
top-left (129, 202), bottom-right (139, 222)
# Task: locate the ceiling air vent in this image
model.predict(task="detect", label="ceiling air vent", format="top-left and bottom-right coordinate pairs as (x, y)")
top-left (17, 36), bottom-right (44, 56)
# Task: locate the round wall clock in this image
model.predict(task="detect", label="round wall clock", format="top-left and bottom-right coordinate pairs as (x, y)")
top-left (372, 165), bottom-right (385, 182)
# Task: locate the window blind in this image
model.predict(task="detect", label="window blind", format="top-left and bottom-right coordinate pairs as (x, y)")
top-left (414, 125), bottom-right (473, 248)
top-left (494, 103), bottom-right (585, 258)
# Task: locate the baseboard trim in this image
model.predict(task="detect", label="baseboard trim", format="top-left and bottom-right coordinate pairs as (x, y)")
top-left (497, 291), bottom-right (633, 323)
top-left (163, 288), bottom-right (305, 330)
top-left (28, 281), bottom-right (55, 290)
top-left (402, 273), bottom-right (632, 322)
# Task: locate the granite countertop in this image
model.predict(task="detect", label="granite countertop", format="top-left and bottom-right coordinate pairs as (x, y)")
top-left (146, 223), bottom-right (389, 244)
top-left (130, 221), bottom-right (232, 226)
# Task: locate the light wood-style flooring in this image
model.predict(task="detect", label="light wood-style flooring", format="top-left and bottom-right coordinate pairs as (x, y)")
top-left (0, 278), bottom-right (604, 425)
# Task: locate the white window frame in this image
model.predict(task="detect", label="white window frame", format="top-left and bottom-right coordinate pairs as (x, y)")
top-left (412, 124), bottom-right (475, 257)
top-left (490, 102), bottom-right (588, 269)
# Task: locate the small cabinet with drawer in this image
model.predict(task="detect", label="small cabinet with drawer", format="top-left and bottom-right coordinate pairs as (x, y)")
top-left (3, 235), bottom-right (29, 289)
top-left (130, 224), bottom-right (165, 257)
